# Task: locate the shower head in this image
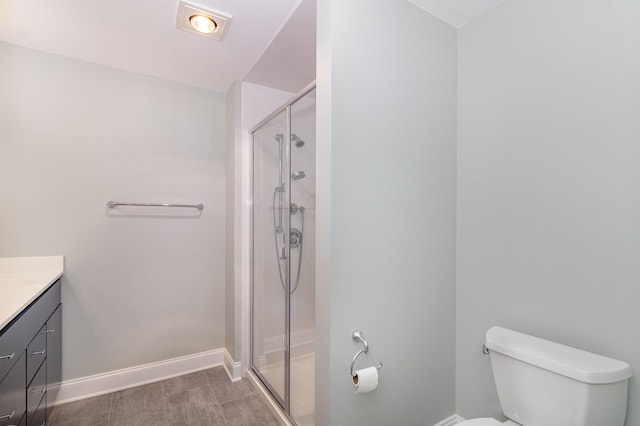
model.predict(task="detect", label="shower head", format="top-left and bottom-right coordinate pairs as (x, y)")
top-left (291, 171), bottom-right (306, 181)
top-left (291, 134), bottom-right (305, 147)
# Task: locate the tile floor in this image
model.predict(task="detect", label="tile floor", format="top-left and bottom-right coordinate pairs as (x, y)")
top-left (48, 367), bottom-right (279, 426)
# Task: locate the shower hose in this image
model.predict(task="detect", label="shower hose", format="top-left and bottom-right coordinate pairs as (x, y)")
top-left (272, 187), bottom-right (304, 294)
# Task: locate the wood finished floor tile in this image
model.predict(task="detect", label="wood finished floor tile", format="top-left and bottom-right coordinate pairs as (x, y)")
top-left (48, 393), bottom-right (113, 426)
top-left (221, 394), bottom-right (280, 426)
top-left (206, 367), bottom-right (256, 404)
top-left (109, 382), bottom-right (168, 426)
top-left (164, 387), bottom-right (227, 426)
top-left (161, 370), bottom-right (213, 397)
top-left (49, 368), bottom-right (278, 426)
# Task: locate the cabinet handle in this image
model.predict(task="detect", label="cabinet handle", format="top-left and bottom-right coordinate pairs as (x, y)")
top-left (31, 350), bottom-right (46, 356)
top-left (43, 328), bottom-right (55, 334)
top-left (0, 409), bottom-right (15, 420)
top-left (30, 386), bottom-right (46, 394)
top-left (0, 352), bottom-right (15, 360)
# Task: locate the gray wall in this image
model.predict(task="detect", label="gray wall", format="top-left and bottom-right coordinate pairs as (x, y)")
top-left (0, 42), bottom-right (227, 380)
top-left (225, 81), bottom-right (240, 360)
top-left (316, 0), bottom-right (458, 424)
top-left (457, 0), bottom-right (640, 423)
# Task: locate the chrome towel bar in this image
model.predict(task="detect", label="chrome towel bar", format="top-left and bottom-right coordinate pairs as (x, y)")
top-left (107, 201), bottom-right (204, 211)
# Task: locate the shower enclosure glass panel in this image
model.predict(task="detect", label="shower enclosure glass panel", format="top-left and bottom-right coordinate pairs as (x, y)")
top-left (251, 84), bottom-right (315, 426)
top-left (252, 110), bottom-right (290, 407)
top-left (289, 89), bottom-right (316, 425)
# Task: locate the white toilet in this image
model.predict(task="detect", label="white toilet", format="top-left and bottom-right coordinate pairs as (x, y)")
top-left (459, 326), bottom-right (632, 426)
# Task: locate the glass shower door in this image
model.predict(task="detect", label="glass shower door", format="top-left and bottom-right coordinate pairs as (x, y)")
top-left (251, 110), bottom-right (290, 408)
top-left (251, 83), bottom-right (316, 425)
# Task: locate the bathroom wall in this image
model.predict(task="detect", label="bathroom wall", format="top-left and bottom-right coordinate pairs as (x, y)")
top-left (225, 81), bottom-right (240, 361)
top-left (457, 0), bottom-right (640, 423)
top-left (316, 0), bottom-right (457, 424)
top-left (0, 42), bottom-right (227, 381)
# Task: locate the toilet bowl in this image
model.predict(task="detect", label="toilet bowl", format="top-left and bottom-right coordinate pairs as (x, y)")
top-left (459, 326), bottom-right (632, 426)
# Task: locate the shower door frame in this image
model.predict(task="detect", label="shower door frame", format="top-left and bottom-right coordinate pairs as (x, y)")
top-left (249, 81), bottom-right (316, 422)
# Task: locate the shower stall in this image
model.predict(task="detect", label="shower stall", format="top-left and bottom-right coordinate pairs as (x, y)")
top-left (250, 83), bottom-right (316, 425)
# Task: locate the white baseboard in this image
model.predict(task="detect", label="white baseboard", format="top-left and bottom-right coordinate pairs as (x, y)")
top-left (433, 414), bottom-right (465, 426)
top-left (52, 348), bottom-right (225, 405)
top-left (223, 348), bottom-right (243, 382)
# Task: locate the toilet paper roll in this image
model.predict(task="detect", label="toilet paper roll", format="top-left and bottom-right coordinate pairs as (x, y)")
top-left (352, 366), bottom-right (379, 394)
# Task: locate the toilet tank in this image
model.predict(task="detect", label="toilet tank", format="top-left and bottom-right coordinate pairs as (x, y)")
top-left (485, 327), bottom-right (632, 426)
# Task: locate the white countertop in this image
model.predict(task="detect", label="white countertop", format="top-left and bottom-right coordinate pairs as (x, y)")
top-left (0, 256), bottom-right (64, 330)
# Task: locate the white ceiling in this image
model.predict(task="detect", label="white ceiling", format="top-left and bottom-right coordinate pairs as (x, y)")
top-left (0, 0), bottom-right (507, 94)
top-left (244, 0), bottom-right (316, 93)
top-left (407, 0), bottom-right (507, 28)
top-left (0, 0), bottom-right (304, 93)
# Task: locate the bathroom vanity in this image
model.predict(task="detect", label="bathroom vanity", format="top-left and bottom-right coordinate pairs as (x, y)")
top-left (0, 257), bottom-right (63, 426)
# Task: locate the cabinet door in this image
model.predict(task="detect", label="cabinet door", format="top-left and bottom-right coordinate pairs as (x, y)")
top-left (0, 352), bottom-right (26, 426)
top-left (26, 363), bottom-right (46, 425)
top-left (46, 304), bottom-right (62, 407)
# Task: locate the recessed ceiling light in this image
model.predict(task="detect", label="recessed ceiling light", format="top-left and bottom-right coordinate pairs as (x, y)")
top-left (189, 15), bottom-right (216, 34)
top-left (176, 1), bottom-right (231, 40)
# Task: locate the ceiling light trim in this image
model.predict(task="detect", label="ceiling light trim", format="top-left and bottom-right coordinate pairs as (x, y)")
top-left (176, 1), bottom-right (231, 40)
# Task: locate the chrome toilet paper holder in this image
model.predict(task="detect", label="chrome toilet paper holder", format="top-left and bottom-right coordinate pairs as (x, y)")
top-left (351, 329), bottom-right (383, 377)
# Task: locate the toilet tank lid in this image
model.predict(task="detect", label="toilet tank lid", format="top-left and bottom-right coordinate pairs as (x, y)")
top-left (485, 326), bottom-right (632, 384)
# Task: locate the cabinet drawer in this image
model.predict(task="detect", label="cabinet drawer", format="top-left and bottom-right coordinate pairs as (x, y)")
top-left (0, 316), bottom-right (30, 382)
top-left (0, 352), bottom-right (26, 426)
top-left (26, 362), bottom-right (46, 425)
top-left (25, 281), bottom-right (61, 336)
top-left (26, 325), bottom-right (46, 386)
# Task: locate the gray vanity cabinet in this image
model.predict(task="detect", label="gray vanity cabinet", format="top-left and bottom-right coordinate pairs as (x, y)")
top-left (0, 279), bottom-right (62, 426)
